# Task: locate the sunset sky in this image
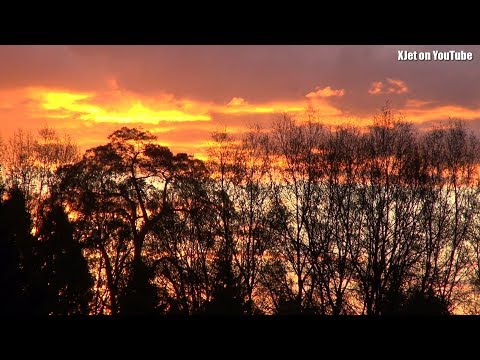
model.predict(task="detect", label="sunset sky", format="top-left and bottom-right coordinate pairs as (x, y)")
top-left (1, 45), bottom-right (480, 158)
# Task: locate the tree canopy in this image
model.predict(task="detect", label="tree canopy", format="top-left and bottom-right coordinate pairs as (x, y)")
top-left (3, 113), bottom-right (480, 315)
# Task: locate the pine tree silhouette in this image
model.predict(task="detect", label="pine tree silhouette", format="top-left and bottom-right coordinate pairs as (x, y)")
top-left (36, 203), bottom-right (93, 315)
top-left (0, 188), bottom-right (40, 315)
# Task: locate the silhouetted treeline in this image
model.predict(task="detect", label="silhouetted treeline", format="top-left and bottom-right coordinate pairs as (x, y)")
top-left (2, 108), bottom-right (480, 314)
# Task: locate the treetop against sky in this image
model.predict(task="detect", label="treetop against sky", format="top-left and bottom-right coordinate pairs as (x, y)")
top-left (1, 45), bottom-right (480, 158)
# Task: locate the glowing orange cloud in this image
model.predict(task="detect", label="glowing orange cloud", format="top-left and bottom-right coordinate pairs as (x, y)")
top-left (227, 97), bottom-right (247, 107)
top-left (369, 78), bottom-right (408, 95)
top-left (221, 97), bottom-right (305, 114)
top-left (32, 89), bottom-right (211, 124)
top-left (30, 88), bottom-right (342, 125)
top-left (24, 85), bottom-right (350, 128)
top-left (368, 81), bottom-right (384, 95)
top-left (4, 83), bottom-right (480, 162)
top-left (306, 86), bottom-right (345, 98)
top-left (403, 102), bottom-right (480, 123)
top-left (405, 98), bottom-right (435, 108)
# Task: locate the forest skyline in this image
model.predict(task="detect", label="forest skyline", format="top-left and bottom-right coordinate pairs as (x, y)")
top-left (1, 45), bottom-right (480, 158)
top-left (2, 45), bottom-right (480, 315)
top-left (2, 109), bottom-right (480, 315)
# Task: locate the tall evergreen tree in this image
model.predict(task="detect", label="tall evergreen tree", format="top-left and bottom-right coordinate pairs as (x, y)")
top-left (37, 203), bottom-right (93, 315)
top-left (0, 188), bottom-right (38, 315)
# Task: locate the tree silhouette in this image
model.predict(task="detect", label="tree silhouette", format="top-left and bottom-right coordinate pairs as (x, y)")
top-left (204, 263), bottom-right (245, 314)
top-left (0, 127), bottom-right (78, 234)
top-left (0, 188), bottom-right (41, 315)
top-left (36, 202), bottom-right (93, 315)
top-left (402, 288), bottom-right (450, 315)
top-left (3, 107), bottom-right (480, 315)
top-left (119, 258), bottom-right (159, 315)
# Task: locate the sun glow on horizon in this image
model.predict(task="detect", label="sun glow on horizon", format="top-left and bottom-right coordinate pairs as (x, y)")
top-left (36, 90), bottom-right (212, 124)
top-left (2, 82), bottom-right (480, 160)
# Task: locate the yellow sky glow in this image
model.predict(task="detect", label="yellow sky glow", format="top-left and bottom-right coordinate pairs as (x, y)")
top-left (37, 91), bottom-right (211, 124)
top-left (2, 82), bottom-right (480, 159)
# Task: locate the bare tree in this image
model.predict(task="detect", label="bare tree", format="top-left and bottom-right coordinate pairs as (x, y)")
top-left (230, 125), bottom-right (274, 314)
top-left (417, 120), bottom-right (480, 312)
top-left (1, 127), bottom-right (78, 233)
top-left (265, 114), bottom-right (325, 313)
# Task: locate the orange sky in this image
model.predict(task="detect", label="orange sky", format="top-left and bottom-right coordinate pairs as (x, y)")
top-left (1, 45), bottom-right (480, 159)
